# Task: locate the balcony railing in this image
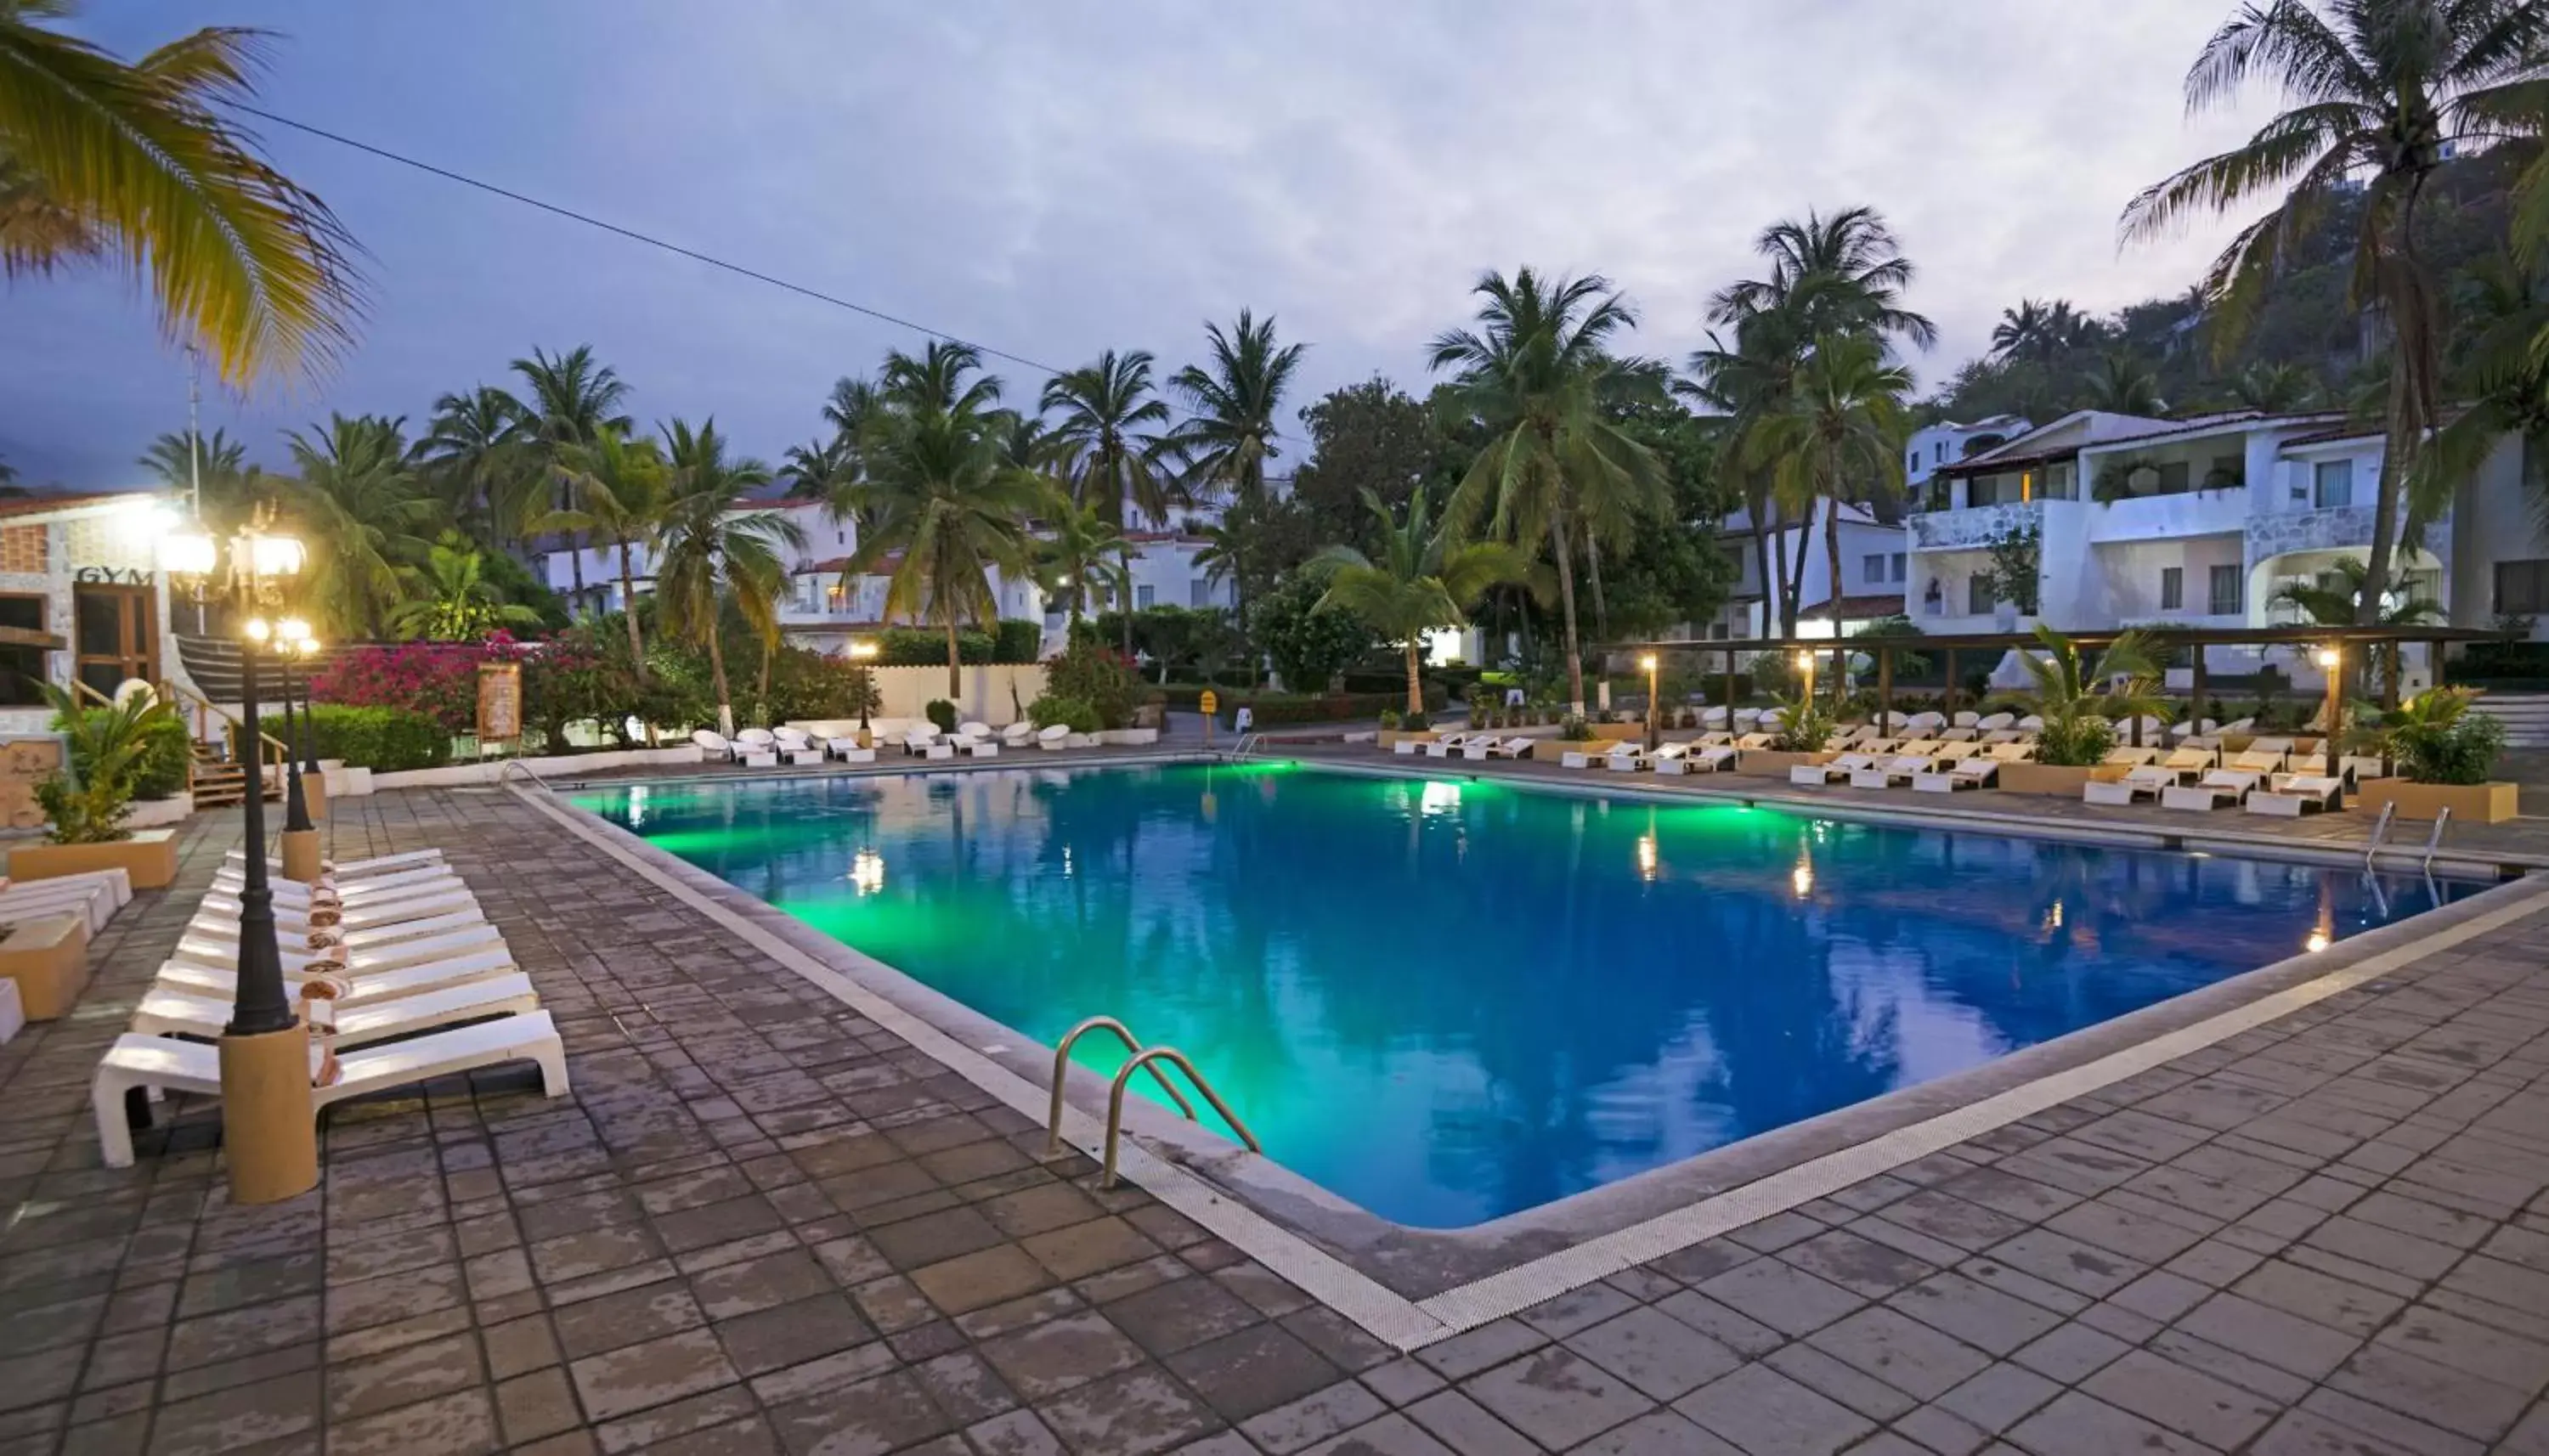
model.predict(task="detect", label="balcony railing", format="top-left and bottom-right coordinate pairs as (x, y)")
top-left (1909, 499), bottom-right (2043, 551)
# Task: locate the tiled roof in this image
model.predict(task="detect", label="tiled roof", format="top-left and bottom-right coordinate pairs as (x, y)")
top-left (1799, 591), bottom-right (1907, 621)
top-left (0, 488), bottom-right (170, 520)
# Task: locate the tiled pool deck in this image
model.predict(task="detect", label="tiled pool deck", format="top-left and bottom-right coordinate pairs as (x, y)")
top-left (0, 785), bottom-right (2545, 1455)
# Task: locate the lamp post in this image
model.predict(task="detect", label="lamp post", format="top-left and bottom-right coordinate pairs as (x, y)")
top-left (1794, 648), bottom-right (1816, 705)
top-left (848, 639), bottom-right (879, 742)
top-left (1640, 653), bottom-right (1660, 752)
top-left (158, 516), bottom-right (314, 1205)
top-left (2315, 646), bottom-right (2343, 781)
top-left (285, 623), bottom-right (326, 823)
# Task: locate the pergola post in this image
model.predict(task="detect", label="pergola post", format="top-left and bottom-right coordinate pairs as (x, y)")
top-left (1723, 649), bottom-right (1738, 723)
top-left (1943, 648), bottom-right (1958, 720)
top-left (1878, 646), bottom-right (1893, 737)
top-left (2190, 646), bottom-right (2207, 736)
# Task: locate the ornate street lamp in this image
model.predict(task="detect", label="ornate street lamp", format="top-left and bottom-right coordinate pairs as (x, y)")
top-left (276, 620), bottom-right (326, 823)
top-left (2314, 646), bottom-right (2344, 782)
top-left (274, 619), bottom-right (314, 838)
top-left (1640, 653), bottom-right (1660, 753)
top-left (848, 638), bottom-right (879, 739)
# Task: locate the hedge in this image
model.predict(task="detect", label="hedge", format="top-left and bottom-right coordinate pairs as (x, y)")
top-left (1148, 686), bottom-right (1448, 725)
top-left (2449, 641), bottom-right (2549, 685)
top-left (873, 621), bottom-right (1043, 666)
top-left (302, 704), bottom-right (453, 772)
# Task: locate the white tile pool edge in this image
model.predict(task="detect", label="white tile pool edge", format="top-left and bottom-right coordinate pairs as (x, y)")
top-left (507, 782), bottom-right (2549, 1353)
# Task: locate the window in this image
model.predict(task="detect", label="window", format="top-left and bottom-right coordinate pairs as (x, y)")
top-left (2314, 459), bottom-right (2354, 508)
top-left (1862, 553), bottom-right (1886, 584)
top-left (2044, 462), bottom-right (2077, 499)
top-left (1190, 578), bottom-right (1212, 607)
top-left (1708, 621), bottom-right (1729, 640)
top-left (1907, 449), bottom-right (1919, 474)
top-left (1933, 441), bottom-right (1946, 463)
top-left (1890, 552), bottom-right (1907, 584)
top-left (1969, 476), bottom-right (2002, 507)
top-left (1134, 584), bottom-right (1155, 609)
top-left (2204, 454), bottom-right (2244, 490)
top-left (2160, 567), bottom-right (2184, 611)
top-left (2496, 558), bottom-right (2549, 614)
top-left (0, 595), bottom-right (42, 708)
top-left (2208, 563), bottom-right (2242, 616)
top-left (2155, 460), bottom-right (2191, 495)
top-left (1967, 575), bottom-right (1995, 615)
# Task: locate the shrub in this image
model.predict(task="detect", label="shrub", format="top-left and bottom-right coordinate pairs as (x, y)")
top-left (310, 641), bottom-right (484, 734)
top-left (1377, 708), bottom-right (1401, 730)
top-left (2033, 717), bottom-right (2115, 767)
top-left (2377, 688), bottom-right (2508, 784)
top-left (36, 687), bottom-right (179, 843)
top-left (302, 704), bottom-right (452, 772)
top-left (1768, 694), bottom-right (1834, 753)
top-left (54, 705), bottom-right (189, 799)
top-left (924, 698), bottom-right (958, 734)
top-left (1043, 641), bottom-right (1141, 730)
top-left (875, 622), bottom-right (1044, 667)
top-left (1028, 693), bottom-right (1101, 734)
top-left (1251, 571), bottom-right (1375, 691)
top-left (992, 619), bottom-right (1043, 663)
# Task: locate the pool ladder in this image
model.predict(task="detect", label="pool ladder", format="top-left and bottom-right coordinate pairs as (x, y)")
top-left (2360, 799), bottom-right (2453, 874)
top-left (1045, 1015), bottom-right (1262, 1188)
top-left (1230, 731), bottom-right (1264, 761)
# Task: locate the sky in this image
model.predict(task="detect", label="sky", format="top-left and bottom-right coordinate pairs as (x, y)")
top-left (0, 1), bottom-right (2281, 490)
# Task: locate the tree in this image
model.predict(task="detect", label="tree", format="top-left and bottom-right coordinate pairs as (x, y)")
top-left (281, 413), bottom-right (438, 640)
top-left (545, 425), bottom-right (667, 680)
top-left (1311, 487), bottom-right (1531, 715)
top-left (2122, 0), bottom-right (2549, 624)
top-left (1250, 569), bottom-right (1375, 693)
top-left (1978, 521), bottom-right (2043, 616)
top-left (2226, 360), bottom-right (2322, 411)
top-left (1036, 491), bottom-right (1128, 632)
top-left (1432, 267), bottom-right (1665, 714)
top-left (1744, 330), bottom-right (1911, 667)
top-left (654, 419), bottom-right (797, 736)
top-left (1167, 309), bottom-right (1304, 508)
top-left (421, 386), bottom-right (530, 546)
top-left (138, 426), bottom-right (264, 531)
top-left (0, 6), bottom-right (362, 385)
top-left (2018, 624), bottom-right (2167, 765)
top-left (2080, 353), bottom-right (2168, 415)
top-left (2271, 553), bottom-right (2443, 693)
top-left (507, 344), bottom-right (631, 607)
top-left (1708, 205), bottom-right (1938, 350)
top-left (2423, 250), bottom-right (2549, 533)
top-left (387, 533), bottom-right (543, 641)
top-left (1290, 378), bottom-right (1457, 551)
top-left (851, 348), bottom-right (1040, 701)
top-left (1686, 312), bottom-right (1806, 635)
top-left (1042, 348), bottom-right (1177, 529)
top-left (1992, 300), bottom-right (2053, 359)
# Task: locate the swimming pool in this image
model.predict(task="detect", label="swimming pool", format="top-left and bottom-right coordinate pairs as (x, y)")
top-left (574, 762), bottom-right (2472, 1227)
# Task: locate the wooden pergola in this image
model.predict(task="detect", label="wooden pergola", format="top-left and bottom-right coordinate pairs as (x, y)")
top-left (1611, 624), bottom-right (2518, 747)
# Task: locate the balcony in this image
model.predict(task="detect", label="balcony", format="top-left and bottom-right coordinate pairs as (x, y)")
top-left (1910, 499), bottom-right (2042, 551)
top-left (2244, 504), bottom-right (2386, 561)
top-left (2083, 487), bottom-right (2249, 545)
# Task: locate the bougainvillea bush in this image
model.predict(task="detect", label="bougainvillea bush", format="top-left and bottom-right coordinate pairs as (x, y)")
top-left (309, 641), bottom-right (486, 734)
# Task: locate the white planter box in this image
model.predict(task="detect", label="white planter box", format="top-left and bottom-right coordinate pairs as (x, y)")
top-left (1095, 728), bottom-right (1160, 747)
top-left (127, 793), bottom-right (193, 828)
top-left (373, 744), bottom-right (707, 790)
top-left (322, 765), bottom-right (375, 799)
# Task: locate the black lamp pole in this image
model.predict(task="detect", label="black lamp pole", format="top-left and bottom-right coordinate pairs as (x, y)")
top-left (278, 649), bottom-right (312, 835)
top-left (298, 648), bottom-right (320, 777)
top-left (223, 622), bottom-right (293, 1037)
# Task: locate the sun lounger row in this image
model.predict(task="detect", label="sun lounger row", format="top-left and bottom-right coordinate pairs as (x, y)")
top-left (2083, 766), bottom-right (2346, 816)
top-left (0, 868), bottom-right (133, 935)
top-left (93, 849), bottom-right (568, 1169)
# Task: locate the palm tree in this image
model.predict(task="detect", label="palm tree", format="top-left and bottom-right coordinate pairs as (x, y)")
top-left (1166, 310), bottom-right (1305, 509)
top-left (138, 426), bottom-right (264, 530)
top-left (1043, 348), bottom-right (1178, 530)
top-left (1991, 300), bottom-right (2052, 359)
top-left (2227, 361), bottom-right (2322, 412)
top-left (387, 533), bottom-right (542, 641)
top-left (281, 413), bottom-right (438, 640)
top-left (1037, 490), bottom-right (1129, 633)
top-left (2422, 251), bottom-right (2549, 534)
top-left (1431, 268), bottom-right (1666, 715)
top-left (1310, 487), bottom-right (1532, 716)
top-left (544, 425), bottom-right (667, 679)
top-left (1744, 331), bottom-right (1912, 673)
top-left (1686, 312), bottom-right (1807, 635)
top-left (2271, 554), bottom-right (2444, 695)
top-left (421, 386), bottom-right (531, 546)
top-left (507, 345), bottom-right (632, 609)
top-left (0, 7), bottom-right (362, 384)
top-left (782, 433), bottom-right (856, 511)
top-left (2122, 0), bottom-right (2549, 624)
top-left (1707, 206), bottom-right (1938, 350)
top-left (880, 341), bottom-right (1002, 418)
top-left (2081, 353), bottom-right (2167, 415)
top-left (2018, 624), bottom-right (2169, 765)
top-left (653, 419), bottom-right (797, 736)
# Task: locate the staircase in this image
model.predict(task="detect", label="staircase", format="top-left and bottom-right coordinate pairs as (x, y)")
top-left (2473, 691), bottom-right (2549, 748)
top-left (187, 742), bottom-right (275, 809)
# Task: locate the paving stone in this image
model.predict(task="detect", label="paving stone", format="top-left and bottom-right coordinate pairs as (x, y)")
top-left (1776, 1228), bottom-right (1939, 1298)
top-left (2004, 1390), bottom-right (2217, 1456)
top-left (2080, 1348), bottom-right (2281, 1449)
top-left (2008, 1322), bottom-right (2128, 1385)
top-left (328, 1386), bottom-right (500, 1456)
top-left (1935, 1362), bottom-right (2060, 1436)
top-left (978, 1312), bottom-right (1148, 1399)
top-left (1104, 1275), bottom-right (1263, 1357)
top-left (1693, 1256), bottom-right (1866, 1336)
top-left (551, 1280), bottom-right (706, 1359)
top-left (1514, 1282), bottom-right (1640, 1340)
top-left (1764, 1342), bottom-right (1915, 1423)
top-left (1460, 1346), bottom-right (1653, 1448)
top-left (2172, 1290), bottom-right (2362, 1381)
top-left (495, 1367), bottom-right (585, 1447)
top-left (766, 1368), bottom-right (950, 1455)
top-left (713, 1292), bottom-right (875, 1377)
top-left (2326, 1340), bottom-right (2534, 1443)
top-left (1805, 1306), bottom-right (1992, 1402)
top-left (1163, 1326), bottom-right (1341, 1425)
top-left (1241, 1380), bottom-right (1389, 1455)
top-left (325, 1330), bottom-right (484, 1421)
top-left (1020, 1216), bottom-right (1164, 1283)
top-left (969, 1408), bottom-right (1068, 1456)
top-left (1563, 1409), bottom-right (1741, 1455)
top-left (1886, 1273), bottom-right (2063, 1357)
top-left (1562, 1305), bottom-right (1741, 1402)
top-left (1399, 1390), bottom-right (1536, 1456)
top-left (1674, 1360), bottom-right (1874, 1456)
top-left (910, 1244), bottom-right (1055, 1317)
top-left (1034, 1366), bottom-right (1222, 1456)
top-left (565, 1328), bottom-right (740, 1423)
top-left (141, 1368), bottom-right (320, 1456)
top-left (911, 1349), bottom-right (1020, 1425)
top-left (1650, 1290), bottom-right (1784, 1358)
top-left (1296, 1412), bottom-right (1456, 1456)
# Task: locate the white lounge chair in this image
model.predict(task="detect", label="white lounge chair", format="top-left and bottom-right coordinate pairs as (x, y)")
top-left (1602, 743), bottom-right (1651, 771)
top-left (157, 945), bottom-right (517, 1007)
top-left (2160, 770), bottom-right (2263, 811)
top-left (1657, 744), bottom-right (1736, 776)
top-left (212, 868), bottom-right (465, 911)
top-left (1000, 721), bottom-right (1037, 748)
top-left (771, 728), bottom-right (824, 765)
top-left (1913, 758), bottom-right (1998, 793)
top-left (2156, 747), bottom-right (2214, 782)
top-left (2247, 774), bottom-right (2343, 816)
top-left (1559, 742), bottom-right (1615, 769)
top-left (170, 923), bottom-right (505, 979)
top-left (732, 729), bottom-right (781, 768)
top-left (1791, 753), bottom-right (1877, 787)
top-left (2104, 746), bottom-right (2161, 768)
top-left (92, 1010), bottom-right (568, 1168)
top-left (1425, 733), bottom-right (1480, 759)
top-left (1850, 754), bottom-right (1934, 789)
top-left (0, 867), bottom-right (131, 906)
top-left (691, 729), bottom-right (738, 762)
top-left (1974, 713), bottom-right (2015, 732)
top-left (1732, 731), bottom-right (1776, 751)
top-left (2224, 748), bottom-right (2286, 776)
top-left (1647, 742), bottom-right (1693, 770)
top-left (131, 973), bottom-right (539, 1047)
top-left (225, 847), bottom-right (445, 878)
top-left (823, 735), bottom-right (877, 764)
top-left (200, 883), bottom-right (476, 929)
top-left (0, 878), bottom-right (125, 933)
top-left (1037, 725), bottom-right (1071, 751)
top-left (902, 729), bottom-right (953, 760)
top-left (189, 906), bottom-right (489, 957)
top-left (2083, 765), bottom-right (2177, 806)
top-left (1984, 742), bottom-right (2038, 763)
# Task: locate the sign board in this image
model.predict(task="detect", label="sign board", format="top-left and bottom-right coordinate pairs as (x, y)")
top-left (475, 662), bottom-right (523, 745)
top-left (1199, 690), bottom-right (1219, 717)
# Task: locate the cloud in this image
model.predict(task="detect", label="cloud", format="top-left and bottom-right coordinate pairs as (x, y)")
top-left (0, 0), bottom-right (2277, 486)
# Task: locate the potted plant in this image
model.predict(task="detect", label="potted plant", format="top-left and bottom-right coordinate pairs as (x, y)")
top-left (2353, 688), bottom-right (2517, 822)
top-left (1739, 694), bottom-right (1840, 776)
top-left (1998, 624), bottom-right (2160, 795)
top-left (1535, 712), bottom-right (1607, 761)
top-left (11, 687), bottom-right (181, 888)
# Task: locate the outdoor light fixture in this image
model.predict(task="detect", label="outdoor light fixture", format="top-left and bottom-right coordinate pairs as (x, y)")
top-left (159, 530), bottom-right (218, 579)
top-left (2305, 929), bottom-right (2332, 954)
top-left (2314, 646), bottom-right (2343, 778)
top-left (1792, 862), bottom-right (1814, 899)
top-left (2314, 646), bottom-right (2340, 669)
top-left (846, 639), bottom-right (879, 659)
top-left (1640, 653), bottom-right (1661, 751)
top-left (850, 848), bottom-right (886, 894)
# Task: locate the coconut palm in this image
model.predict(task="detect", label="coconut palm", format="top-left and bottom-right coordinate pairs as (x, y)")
top-left (2271, 553), bottom-right (2444, 694)
top-left (2226, 360), bottom-right (2322, 412)
top-left (421, 386), bottom-right (531, 546)
top-left (280, 413), bottom-right (438, 640)
top-left (1991, 300), bottom-right (2053, 359)
top-left (138, 426), bottom-right (264, 531)
top-left (1744, 331), bottom-right (1912, 675)
top-left (851, 386), bottom-right (1042, 700)
top-left (781, 433), bottom-right (856, 510)
top-left (2122, 0), bottom-right (2549, 624)
top-left (1706, 206), bottom-right (1938, 350)
top-left (0, 5), bottom-right (363, 384)
top-left (1310, 487), bottom-right (1532, 716)
top-left (2422, 251), bottom-right (2549, 533)
top-left (2018, 624), bottom-right (2169, 766)
top-left (1432, 267), bottom-right (1665, 714)
top-left (653, 419), bottom-right (797, 736)
top-left (1685, 311), bottom-right (1809, 635)
top-left (387, 533), bottom-right (543, 641)
top-left (1036, 491), bottom-right (1129, 632)
top-left (2080, 353), bottom-right (2168, 415)
top-left (1043, 348), bottom-right (1178, 529)
top-left (1166, 310), bottom-right (1304, 509)
top-left (543, 425), bottom-right (667, 680)
top-left (880, 341), bottom-right (1002, 418)
top-left (507, 344), bottom-right (631, 608)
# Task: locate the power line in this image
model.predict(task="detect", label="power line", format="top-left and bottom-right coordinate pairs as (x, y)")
top-left (223, 101), bottom-right (1073, 381)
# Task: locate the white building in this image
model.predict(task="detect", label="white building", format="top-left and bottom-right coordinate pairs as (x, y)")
top-left (1691, 500), bottom-right (1910, 641)
top-left (0, 489), bottom-right (201, 733)
top-left (1906, 414), bottom-right (2032, 494)
top-left (540, 501), bottom-right (1233, 659)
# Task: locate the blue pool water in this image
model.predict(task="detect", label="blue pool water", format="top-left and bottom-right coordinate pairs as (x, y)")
top-left (574, 763), bottom-right (2473, 1227)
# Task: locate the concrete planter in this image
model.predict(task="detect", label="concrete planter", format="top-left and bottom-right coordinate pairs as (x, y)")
top-left (1377, 731), bottom-right (1437, 750)
top-left (1737, 748), bottom-right (1837, 776)
top-left (2355, 777), bottom-right (2519, 825)
top-left (126, 793), bottom-right (193, 829)
top-left (1997, 762), bottom-right (2128, 796)
top-left (1538, 738), bottom-right (1615, 762)
top-left (0, 913), bottom-right (88, 1019)
top-left (1590, 723), bottom-right (1645, 741)
top-left (1094, 728), bottom-right (1160, 747)
top-left (9, 828), bottom-right (178, 889)
top-left (373, 744), bottom-right (707, 790)
top-left (321, 765), bottom-right (376, 799)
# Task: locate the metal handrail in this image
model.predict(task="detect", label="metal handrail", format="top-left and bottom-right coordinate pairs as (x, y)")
top-left (1045, 1015), bottom-right (1196, 1155)
top-left (1231, 732), bottom-right (1263, 761)
top-left (497, 759), bottom-right (557, 796)
top-left (2420, 805), bottom-right (2452, 873)
top-left (1101, 1047), bottom-right (1260, 1188)
top-left (2362, 799), bottom-right (2397, 870)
